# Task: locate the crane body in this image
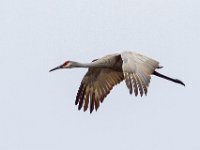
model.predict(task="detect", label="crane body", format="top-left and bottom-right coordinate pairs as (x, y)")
top-left (50, 51), bottom-right (185, 113)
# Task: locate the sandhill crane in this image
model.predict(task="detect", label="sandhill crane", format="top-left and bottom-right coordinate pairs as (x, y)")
top-left (49, 51), bottom-right (185, 113)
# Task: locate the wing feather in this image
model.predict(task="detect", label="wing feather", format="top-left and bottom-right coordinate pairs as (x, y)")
top-left (121, 51), bottom-right (159, 96)
top-left (132, 74), bottom-right (138, 96)
top-left (76, 68), bottom-right (124, 113)
top-left (83, 88), bottom-right (90, 111)
top-left (135, 74), bottom-right (143, 96)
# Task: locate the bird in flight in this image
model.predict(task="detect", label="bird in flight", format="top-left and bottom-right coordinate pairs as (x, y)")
top-left (49, 51), bottom-right (185, 113)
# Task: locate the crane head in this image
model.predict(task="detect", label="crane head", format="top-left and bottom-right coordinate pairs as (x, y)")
top-left (49, 61), bottom-right (72, 72)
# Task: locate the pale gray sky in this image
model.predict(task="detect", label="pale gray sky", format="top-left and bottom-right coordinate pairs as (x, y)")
top-left (0, 0), bottom-right (200, 150)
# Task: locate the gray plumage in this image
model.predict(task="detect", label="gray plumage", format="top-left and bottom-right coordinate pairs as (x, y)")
top-left (49, 51), bottom-right (185, 113)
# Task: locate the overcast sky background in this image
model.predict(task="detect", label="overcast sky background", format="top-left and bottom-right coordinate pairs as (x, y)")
top-left (0, 0), bottom-right (200, 150)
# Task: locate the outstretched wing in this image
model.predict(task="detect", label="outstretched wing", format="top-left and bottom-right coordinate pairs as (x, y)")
top-left (75, 68), bottom-right (124, 113)
top-left (121, 51), bottom-right (159, 96)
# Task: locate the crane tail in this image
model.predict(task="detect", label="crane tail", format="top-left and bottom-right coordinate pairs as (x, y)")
top-left (152, 71), bottom-right (185, 86)
top-left (157, 65), bottom-right (163, 69)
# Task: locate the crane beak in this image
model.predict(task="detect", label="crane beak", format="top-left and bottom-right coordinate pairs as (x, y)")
top-left (49, 65), bottom-right (63, 72)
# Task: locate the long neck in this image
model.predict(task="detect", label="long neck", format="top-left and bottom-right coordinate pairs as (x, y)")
top-left (71, 61), bottom-right (107, 68)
